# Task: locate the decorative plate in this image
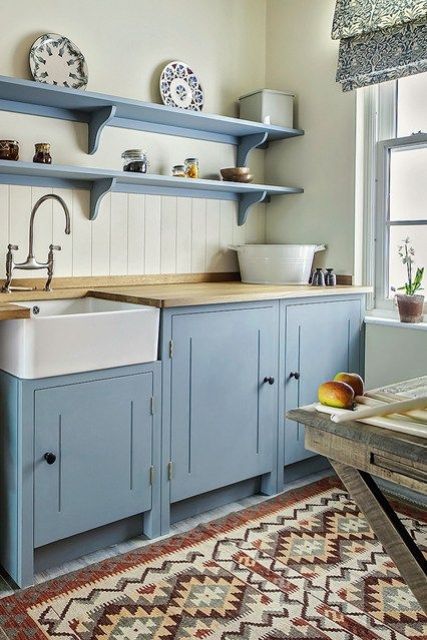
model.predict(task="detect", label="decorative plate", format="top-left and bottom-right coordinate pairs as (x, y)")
top-left (159, 61), bottom-right (204, 111)
top-left (29, 33), bottom-right (88, 89)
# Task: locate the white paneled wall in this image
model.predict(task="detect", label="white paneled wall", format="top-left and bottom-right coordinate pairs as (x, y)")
top-left (0, 1), bottom-right (268, 280)
top-left (0, 185), bottom-right (265, 279)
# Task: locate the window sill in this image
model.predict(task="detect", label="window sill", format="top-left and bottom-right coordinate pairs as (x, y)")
top-left (365, 310), bottom-right (427, 332)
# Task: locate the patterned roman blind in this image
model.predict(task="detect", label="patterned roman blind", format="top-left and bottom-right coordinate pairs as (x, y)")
top-left (332, 0), bottom-right (427, 91)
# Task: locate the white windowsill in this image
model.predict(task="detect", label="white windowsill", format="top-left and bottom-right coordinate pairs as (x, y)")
top-left (365, 310), bottom-right (427, 331)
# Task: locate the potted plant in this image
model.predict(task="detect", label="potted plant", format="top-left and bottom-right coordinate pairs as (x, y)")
top-left (393, 237), bottom-right (424, 323)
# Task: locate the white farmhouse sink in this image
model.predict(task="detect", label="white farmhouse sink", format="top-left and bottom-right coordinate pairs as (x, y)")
top-left (0, 297), bottom-right (159, 379)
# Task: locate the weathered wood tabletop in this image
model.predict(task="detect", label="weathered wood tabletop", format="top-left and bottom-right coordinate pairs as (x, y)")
top-left (287, 382), bottom-right (427, 613)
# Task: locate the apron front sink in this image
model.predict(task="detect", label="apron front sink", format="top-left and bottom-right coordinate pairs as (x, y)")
top-left (0, 296), bottom-right (159, 379)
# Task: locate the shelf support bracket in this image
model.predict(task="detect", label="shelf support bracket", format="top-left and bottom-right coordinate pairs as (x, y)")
top-left (90, 178), bottom-right (116, 220)
top-left (238, 190), bottom-right (268, 226)
top-left (88, 105), bottom-right (117, 155)
top-left (237, 132), bottom-right (268, 167)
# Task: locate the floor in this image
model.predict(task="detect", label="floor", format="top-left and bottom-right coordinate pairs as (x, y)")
top-left (0, 470), bottom-right (332, 600)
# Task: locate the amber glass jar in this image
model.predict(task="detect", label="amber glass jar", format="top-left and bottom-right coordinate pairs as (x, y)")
top-left (0, 140), bottom-right (19, 161)
top-left (33, 143), bottom-right (52, 164)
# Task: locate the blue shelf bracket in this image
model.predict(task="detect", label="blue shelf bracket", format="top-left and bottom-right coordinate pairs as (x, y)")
top-left (90, 178), bottom-right (116, 220)
top-left (238, 190), bottom-right (268, 226)
top-left (237, 132), bottom-right (269, 167)
top-left (88, 105), bottom-right (117, 154)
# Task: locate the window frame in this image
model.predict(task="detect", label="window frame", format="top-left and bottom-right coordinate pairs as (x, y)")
top-left (359, 78), bottom-right (427, 310)
top-left (375, 132), bottom-right (427, 308)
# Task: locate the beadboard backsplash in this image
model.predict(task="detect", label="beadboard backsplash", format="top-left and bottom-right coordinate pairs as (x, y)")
top-left (0, 185), bottom-right (266, 279)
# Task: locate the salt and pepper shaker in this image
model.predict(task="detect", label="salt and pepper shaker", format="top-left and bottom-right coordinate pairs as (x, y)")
top-left (325, 268), bottom-right (337, 286)
top-left (311, 268), bottom-right (325, 286)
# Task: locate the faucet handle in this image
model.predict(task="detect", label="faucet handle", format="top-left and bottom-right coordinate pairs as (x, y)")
top-left (45, 245), bottom-right (61, 292)
top-left (2, 244), bottom-right (19, 293)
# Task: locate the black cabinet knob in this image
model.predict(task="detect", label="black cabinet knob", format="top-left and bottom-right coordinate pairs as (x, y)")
top-left (289, 372), bottom-right (301, 380)
top-left (263, 376), bottom-right (275, 385)
top-left (44, 452), bottom-right (56, 465)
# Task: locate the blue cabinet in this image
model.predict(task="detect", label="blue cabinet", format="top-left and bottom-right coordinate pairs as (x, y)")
top-left (34, 374), bottom-right (154, 547)
top-left (0, 294), bottom-right (366, 586)
top-left (161, 301), bottom-right (279, 517)
top-left (281, 298), bottom-right (363, 467)
top-left (0, 363), bottom-right (161, 587)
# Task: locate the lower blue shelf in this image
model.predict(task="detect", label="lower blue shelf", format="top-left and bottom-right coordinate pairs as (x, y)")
top-left (0, 160), bottom-right (303, 225)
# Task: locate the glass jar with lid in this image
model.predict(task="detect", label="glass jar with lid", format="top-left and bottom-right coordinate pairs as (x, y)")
top-left (185, 157), bottom-right (199, 179)
top-left (121, 149), bottom-right (149, 173)
top-left (172, 164), bottom-right (186, 177)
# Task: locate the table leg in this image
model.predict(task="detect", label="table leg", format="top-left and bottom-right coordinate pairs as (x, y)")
top-left (330, 460), bottom-right (427, 613)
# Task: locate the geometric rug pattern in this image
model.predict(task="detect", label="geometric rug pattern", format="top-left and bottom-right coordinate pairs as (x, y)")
top-left (0, 476), bottom-right (425, 639)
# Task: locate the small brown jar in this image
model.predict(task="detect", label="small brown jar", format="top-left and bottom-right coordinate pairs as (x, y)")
top-left (33, 143), bottom-right (52, 164)
top-left (0, 140), bottom-right (19, 161)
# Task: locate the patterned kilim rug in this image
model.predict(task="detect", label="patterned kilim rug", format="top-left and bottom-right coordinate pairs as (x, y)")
top-left (0, 476), bottom-right (426, 639)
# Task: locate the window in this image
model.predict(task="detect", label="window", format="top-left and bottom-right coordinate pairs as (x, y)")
top-left (360, 73), bottom-right (427, 309)
top-left (388, 144), bottom-right (427, 295)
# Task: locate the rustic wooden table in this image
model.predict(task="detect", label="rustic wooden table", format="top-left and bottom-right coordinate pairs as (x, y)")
top-left (287, 403), bottom-right (427, 612)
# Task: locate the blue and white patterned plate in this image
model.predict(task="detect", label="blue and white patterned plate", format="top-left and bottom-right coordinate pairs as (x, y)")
top-left (29, 33), bottom-right (88, 90)
top-left (159, 61), bottom-right (204, 111)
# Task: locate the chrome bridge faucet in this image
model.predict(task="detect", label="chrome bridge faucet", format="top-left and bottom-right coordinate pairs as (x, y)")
top-left (2, 194), bottom-right (71, 293)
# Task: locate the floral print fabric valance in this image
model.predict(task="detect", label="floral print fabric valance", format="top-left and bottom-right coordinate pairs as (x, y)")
top-left (332, 0), bottom-right (427, 91)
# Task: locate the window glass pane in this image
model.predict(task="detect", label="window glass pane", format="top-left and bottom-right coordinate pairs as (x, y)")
top-left (389, 147), bottom-right (427, 221)
top-left (388, 226), bottom-right (427, 296)
top-left (397, 73), bottom-right (427, 137)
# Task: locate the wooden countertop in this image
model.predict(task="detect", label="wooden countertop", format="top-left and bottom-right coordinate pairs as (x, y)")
top-left (0, 281), bottom-right (372, 317)
top-left (91, 282), bottom-right (372, 308)
top-left (0, 303), bottom-right (30, 320)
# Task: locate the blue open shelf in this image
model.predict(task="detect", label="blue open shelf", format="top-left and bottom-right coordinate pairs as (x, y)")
top-left (0, 160), bottom-right (303, 225)
top-left (0, 75), bottom-right (304, 163)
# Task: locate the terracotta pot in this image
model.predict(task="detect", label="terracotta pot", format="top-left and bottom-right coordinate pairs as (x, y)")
top-left (396, 293), bottom-right (425, 323)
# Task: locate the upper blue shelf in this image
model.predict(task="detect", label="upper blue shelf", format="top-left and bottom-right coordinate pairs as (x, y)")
top-left (0, 75), bottom-right (304, 163)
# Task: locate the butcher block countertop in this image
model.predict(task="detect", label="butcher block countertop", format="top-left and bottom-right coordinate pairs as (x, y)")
top-left (0, 277), bottom-right (371, 318)
top-left (91, 282), bottom-right (371, 308)
top-left (0, 303), bottom-right (31, 320)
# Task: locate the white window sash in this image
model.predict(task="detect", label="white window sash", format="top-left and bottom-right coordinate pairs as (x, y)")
top-left (374, 132), bottom-right (427, 309)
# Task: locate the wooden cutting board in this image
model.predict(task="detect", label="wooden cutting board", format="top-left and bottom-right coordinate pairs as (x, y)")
top-left (314, 376), bottom-right (427, 439)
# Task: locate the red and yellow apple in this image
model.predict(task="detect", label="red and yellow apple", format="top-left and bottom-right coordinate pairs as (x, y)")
top-left (318, 380), bottom-right (355, 409)
top-left (334, 372), bottom-right (364, 397)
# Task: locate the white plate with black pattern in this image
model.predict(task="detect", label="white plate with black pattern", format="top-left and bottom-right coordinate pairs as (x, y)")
top-left (159, 61), bottom-right (204, 111)
top-left (29, 33), bottom-right (88, 90)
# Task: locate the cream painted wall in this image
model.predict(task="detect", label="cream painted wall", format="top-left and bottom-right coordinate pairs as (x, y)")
top-left (265, 0), bottom-right (357, 275)
top-left (0, 0), bottom-right (267, 278)
top-left (365, 323), bottom-right (427, 387)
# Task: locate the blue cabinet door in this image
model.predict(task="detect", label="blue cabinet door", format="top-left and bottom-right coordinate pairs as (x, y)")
top-left (169, 304), bottom-right (278, 502)
top-left (34, 372), bottom-right (154, 547)
top-left (284, 299), bottom-right (362, 466)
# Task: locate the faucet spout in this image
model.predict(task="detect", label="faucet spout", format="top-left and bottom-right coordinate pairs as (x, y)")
top-left (28, 194), bottom-right (71, 259)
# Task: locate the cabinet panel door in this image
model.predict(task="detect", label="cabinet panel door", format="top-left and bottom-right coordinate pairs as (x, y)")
top-left (170, 305), bottom-right (278, 502)
top-left (284, 300), bottom-right (361, 466)
top-left (34, 373), bottom-right (153, 547)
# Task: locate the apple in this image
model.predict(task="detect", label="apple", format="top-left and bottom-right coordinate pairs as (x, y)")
top-left (318, 380), bottom-right (355, 409)
top-left (334, 372), bottom-right (365, 397)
